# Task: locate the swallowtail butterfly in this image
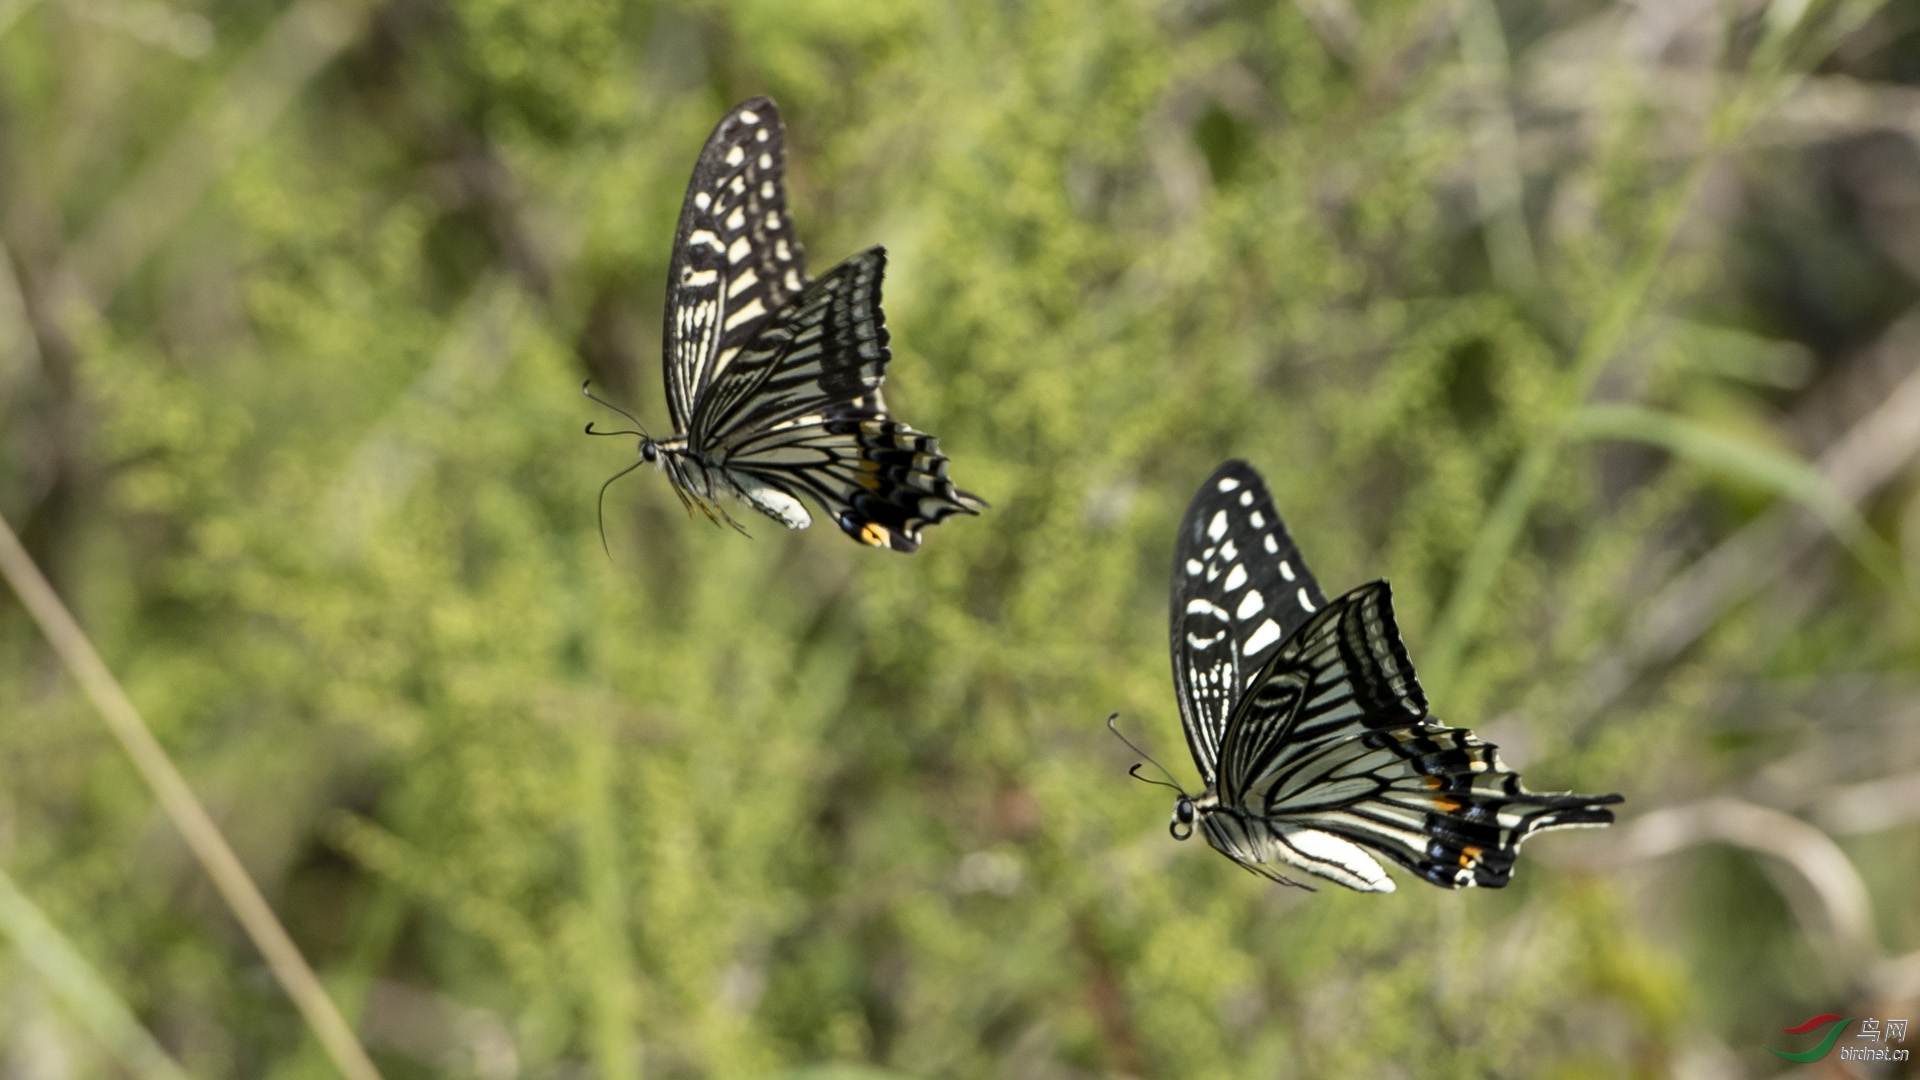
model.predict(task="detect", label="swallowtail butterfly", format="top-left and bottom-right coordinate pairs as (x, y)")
top-left (1122, 460), bottom-right (1620, 891)
top-left (588, 97), bottom-right (983, 552)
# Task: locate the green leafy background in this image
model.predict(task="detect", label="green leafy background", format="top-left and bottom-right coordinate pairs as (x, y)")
top-left (3, 0), bottom-right (1918, 1077)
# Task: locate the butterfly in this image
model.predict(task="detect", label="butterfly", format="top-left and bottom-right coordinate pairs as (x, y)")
top-left (586, 97), bottom-right (983, 552)
top-left (1114, 460), bottom-right (1621, 892)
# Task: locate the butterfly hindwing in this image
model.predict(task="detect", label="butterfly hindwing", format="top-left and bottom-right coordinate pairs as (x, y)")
top-left (728, 417), bottom-right (983, 551)
top-left (1260, 722), bottom-right (1622, 889)
top-left (664, 97), bottom-right (808, 433)
top-left (1169, 460), bottom-right (1328, 785)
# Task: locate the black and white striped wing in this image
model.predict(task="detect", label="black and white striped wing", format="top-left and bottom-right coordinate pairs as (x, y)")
top-left (663, 97), bottom-right (808, 433)
top-left (694, 248), bottom-right (984, 552)
top-left (1208, 582), bottom-right (1622, 892)
top-left (1170, 461), bottom-right (1327, 786)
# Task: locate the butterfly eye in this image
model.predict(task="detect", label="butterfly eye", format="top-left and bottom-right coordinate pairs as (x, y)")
top-left (641, 442), bottom-right (658, 463)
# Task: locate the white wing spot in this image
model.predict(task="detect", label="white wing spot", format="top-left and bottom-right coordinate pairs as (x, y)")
top-left (765, 213), bottom-right (781, 230)
top-left (1250, 511), bottom-right (1266, 528)
top-left (1279, 560), bottom-right (1296, 582)
top-left (725, 206), bottom-right (746, 231)
top-left (730, 176), bottom-right (746, 194)
top-left (1223, 564), bottom-right (1247, 591)
top-left (775, 239), bottom-right (792, 260)
top-left (1220, 539), bottom-right (1238, 560)
top-left (759, 153), bottom-right (772, 169)
top-left (694, 192), bottom-right (712, 210)
top-left (1239, 491), bottom-right (1254, 506)
top-left (727, 237), bottom-right (753, 263)
top-left (738, 109), bottom-right (760, 124)
top-left (1263, 534), bottom-right (1277, 553)
top-left (723, 297), bottom-right (766, 330)
top-left (783, 269), bottom-right (802, 292)
top-left (1185, 559), bottom-right (1203, 575)
top-left (761, 181), bottom-right (775, 198)
top-left (1284, 829), bottom-right (1391, 892)
top-left (755, 128), bottom-right (768, 142)
top-left (1217, 477), bottom-right (1241, 492)
top-left (1186, 598), bottom-right (1229, 620)
top-left (683, 268), bottom-right (718, 287)
top-left (725, 145), bottom-right (745, 166)
top-left (1235, 590), bottom-right (1264, 620)
top-left (727, 268), bottom-right (758, 298)
top-left (1243, 619), bottom-right (1281, 654)
top-left (1207, 510), bottom-right (1228, 541)
top-left (1296, 588), bottom-right (1316, 612)
top-left (689, 229), bottom-right (724, 252)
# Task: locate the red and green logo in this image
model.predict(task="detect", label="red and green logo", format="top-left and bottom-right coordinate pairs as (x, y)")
top-left (1767, 1014), bottom-right (1852, 1062)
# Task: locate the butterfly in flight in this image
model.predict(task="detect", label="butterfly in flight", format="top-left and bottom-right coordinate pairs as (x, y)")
top-left (1113, 460), bottom-right (1621, 892)
top-left (585, 97), bottom-right (983, 553)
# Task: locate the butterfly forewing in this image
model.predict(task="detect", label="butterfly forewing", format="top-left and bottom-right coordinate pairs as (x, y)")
top-left (1215, 582), bottom-right (1426, 802)
top-left (1170, 460), bottom-right (1328, 785)
top-left (690, 248), bottom-right (889, 447)
top-left (664, 97), bottom-right (809, 432)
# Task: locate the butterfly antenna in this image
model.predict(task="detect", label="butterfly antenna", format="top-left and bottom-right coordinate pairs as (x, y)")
top-left (585, 422), bottom-right (646, 439)
top-left (582, 380), bottom-right (651, 440)
top-left (595, 458), bottom-right (648, 558)
top-left (1106, 714), bottom-right (1187, 794)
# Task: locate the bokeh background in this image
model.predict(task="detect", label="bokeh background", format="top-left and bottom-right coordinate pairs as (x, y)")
top-left (2, 0), bottom-right (1918, 1076)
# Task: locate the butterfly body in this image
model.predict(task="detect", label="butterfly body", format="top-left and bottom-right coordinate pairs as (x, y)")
top-left (1155, 461), bottom-right (1621, 892)
top-left (607, 97), bottom-right (982, 553)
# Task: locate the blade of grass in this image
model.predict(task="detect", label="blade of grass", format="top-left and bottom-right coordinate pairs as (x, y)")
top-left (1418, 0), bottom-right (1893, 699)
top-left (0, 512), bottom-right (383, 1080)
top-left (578, 723), bottom-right (639, 1080)
top-left (0, 0), bottom-right (38, 40)
top-left (58, 0), bottom-right (370, 304)
top-left (1568, 403), bottom-right (1907, 592)
top-left (1418, 150), bottom-right (1713, 699)
top-left (0, 865), bottom-right (192, 1080)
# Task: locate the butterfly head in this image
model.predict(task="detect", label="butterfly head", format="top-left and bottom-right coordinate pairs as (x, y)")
top-left (639, 438), bottom-right (659, 465)
top-left (1108, 714), bottom-right (1201, 840)
top-left (1171, 796), bottom-right (1196, 841)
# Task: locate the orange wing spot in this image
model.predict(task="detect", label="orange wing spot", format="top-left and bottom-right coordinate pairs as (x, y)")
top-left (1457, 845), bottom-right (1483, 867)
top-left (1433, 798), bottom-right (1460, 813)
top-left (1423, 776), bottom-right (1443, 789)
top-left (858, 522), bottom-right (891, 547)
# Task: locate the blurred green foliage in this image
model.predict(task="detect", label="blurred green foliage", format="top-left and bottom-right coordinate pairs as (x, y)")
top-left (4, 0), bottom-right (1920, 1077)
